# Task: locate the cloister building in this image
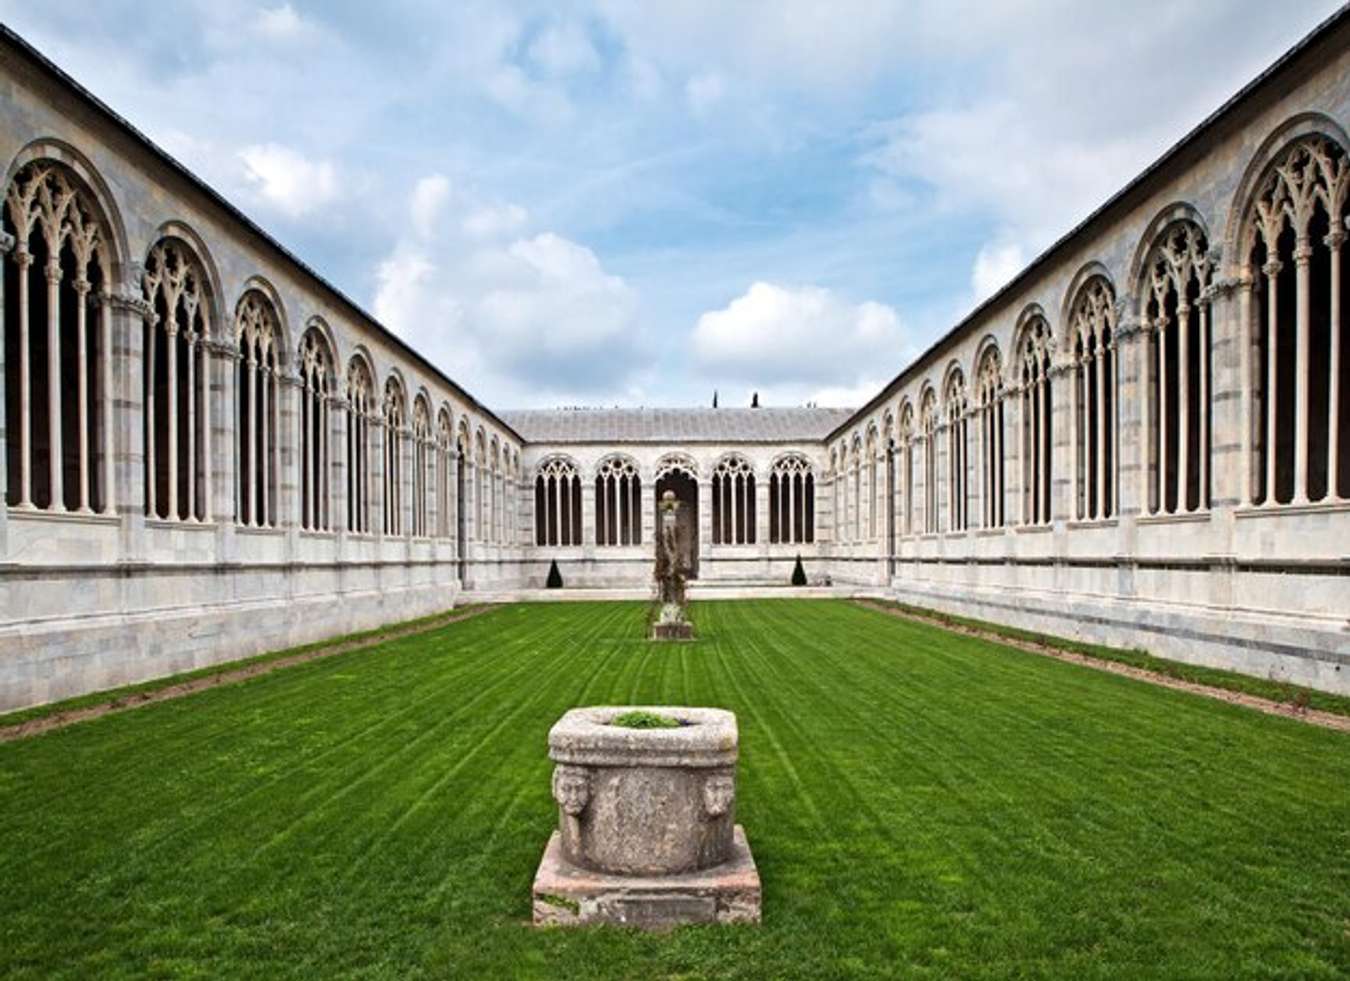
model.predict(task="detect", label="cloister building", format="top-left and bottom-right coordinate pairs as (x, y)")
top-left (1, 11), bottom-right (1347, 711)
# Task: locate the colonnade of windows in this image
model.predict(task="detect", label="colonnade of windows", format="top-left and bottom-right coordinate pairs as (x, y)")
top-left (2, 155), bottom-right (517, 550)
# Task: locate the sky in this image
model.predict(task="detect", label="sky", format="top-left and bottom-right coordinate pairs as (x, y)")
top-left (1, 0), bottom-right (1342, 410)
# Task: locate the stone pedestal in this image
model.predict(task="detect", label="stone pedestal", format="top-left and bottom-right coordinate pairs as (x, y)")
top-left (650, 620), bottom-right (694, 641)
top-left (532, 825), bottom-right (760, 929)
top-left (532, 706), bottom-right (761, 928)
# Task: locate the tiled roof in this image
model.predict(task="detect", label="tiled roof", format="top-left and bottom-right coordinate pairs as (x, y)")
top-left (499, 407), bottom-right (855, 443)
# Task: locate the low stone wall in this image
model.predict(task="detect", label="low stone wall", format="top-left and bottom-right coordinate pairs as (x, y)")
top-left (0, 566), bottom-right (463, 711)
top-left (887, 577), bottom-right (1350, 695)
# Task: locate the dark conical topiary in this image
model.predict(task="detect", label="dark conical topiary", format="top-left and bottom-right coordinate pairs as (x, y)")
top-left (791, 554), bottom-right (807, 587)
top-left (546, 559), bottom-right (564, 589)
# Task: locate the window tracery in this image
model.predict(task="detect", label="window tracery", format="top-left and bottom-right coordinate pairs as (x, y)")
top-left (534, 456), bottom-right (582, 546)
top-left (1017, 317), bottom-right (1053, 525)
top-left (383, 378), bottom-right (406, 536)
top-left (595, 455), bottom-right (641, 546)
top-left (945, 371), bottom-right (969, 532)
top-left (1244, 135), bottom-right (1349, 504)
top-left (769, 453), bottom-right (814, 545)
top-left (4, 161), bottom-right (113, 513)
top-left (712, 454), bottom-right (756, 545)
top-left (298, 328), bottom-right (333, 531)
top-left (1069, 278), bottom-right (1117, 520)
top-left (142, 238), bottom-right (211, 522)
top-left (345, 356), bottom-right (374, 534)
top-left (235, 291), bottom-right (280, 527)
top-left (975, 348), bottom-right (1005, 528)
top-left (1141, 221), bottom-right (1212, 515)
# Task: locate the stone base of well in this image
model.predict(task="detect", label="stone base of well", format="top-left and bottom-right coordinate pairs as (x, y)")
top-left (532, 825), bottom-right (760, 929)
top-left (649, 621), bottom-right (694, 641)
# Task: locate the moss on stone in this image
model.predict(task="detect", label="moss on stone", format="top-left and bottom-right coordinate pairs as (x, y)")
top-left (610, 710), bottom-right (681, 729)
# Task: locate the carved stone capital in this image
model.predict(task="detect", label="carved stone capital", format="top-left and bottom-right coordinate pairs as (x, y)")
top-left (1327, 228), bottom-right (1347, 251)
top-left (205, 339), bottom-right (239, 358)
top-left (1114, 317), bottom-right (1145, 341)
top-left (1262, 258), bottom-right (1284, 278)
top-left (109, 288), bottom-right (155, 319)
top-left (278, 371), bottom-right (304, 390)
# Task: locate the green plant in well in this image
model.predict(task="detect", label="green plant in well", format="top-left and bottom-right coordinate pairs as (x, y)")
top-left (0, 599), bottom-right (1346, 979)
top-left (610, 710), bottom-right (681, 729)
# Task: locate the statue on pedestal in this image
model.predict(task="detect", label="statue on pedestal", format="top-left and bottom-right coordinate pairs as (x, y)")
top-left (652, 490), bottom-right (694, 639)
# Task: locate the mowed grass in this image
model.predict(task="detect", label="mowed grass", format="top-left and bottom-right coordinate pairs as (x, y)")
top-left (0, 601), bottom-right (1347, 980)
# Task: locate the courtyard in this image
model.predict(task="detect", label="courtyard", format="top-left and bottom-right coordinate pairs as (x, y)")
top-left (1, 600), bottom-right (1345, 979)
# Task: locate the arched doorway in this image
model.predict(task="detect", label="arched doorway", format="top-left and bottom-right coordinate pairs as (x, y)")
top-left (655, 469), bottom-right (698, 579)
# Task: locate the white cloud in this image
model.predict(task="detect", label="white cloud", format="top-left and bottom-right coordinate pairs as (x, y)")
top-left (693, 282), bottom-right (908, 395)
top-left (373, 178), bottom-right (643, 405)
top-left (970, 240), bottom-right (1025, 304)
top-left (685, 72), bottom-right (725, 117)
top-left (410, 175), bottom-right (451, 240)
top-left (528, 22), bottom-right (601, 76)
top-left (484, 63), bottom-right (574, 124)
top-left (462, 203), bottom-right (528, 239)
top-left (254, 4), bottom-right (307, 40)
top-left (238, 143), bottom-right (341, 218)
top-left (597, 1), bottom-right (912, 92)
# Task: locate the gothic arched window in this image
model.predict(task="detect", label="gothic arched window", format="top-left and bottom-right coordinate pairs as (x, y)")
top-left (1068, 277), bottom-right (1117, 520)
top-left (534, 456), bottom-right (581, 546)
top-left (976, 348), bottom-right (1005, 528)
top-left (345, 356), bottom-right (374, 534)
top-left (920, 388), bottom-right (939, 533)
top-left (142, 238), bottom-right (212, 522)
top-left (234, 291), bottom-right (281, 527)
top-left (1141, 221), bottom-right (1211, 514)
top-left (411, 395), bottom-right (432, 537)
top-left (712, 455), bottom-right (756, 545)
top-left (1017, 317), bottom-right (1054, 525)
top-left (382, 377), bottom-right (406, 536)
top-left (298, 327), bottom-right (334, 531)
top-left (898, 402), bottom-right (915, 535)
top-left (595, 455), bottom-right (641, 546)
top-left (944, 370), bottom-right (969, 532)
top-left (436, 408), bottom-right (453, 539)
top-left (769, 453), bottom-right (814, 544)
top-left (1243, 135), bottom-right (1349, 505)
top-left (4, 161), bottom-right (114, 513)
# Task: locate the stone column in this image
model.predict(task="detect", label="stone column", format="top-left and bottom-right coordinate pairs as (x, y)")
top-left (1206, 274), bottom-right (1243, 509)
top-left (1293, 239), bottom-right (1312, 504)
top-left (207, 340), bottom-right (238, 562)
top-left (697, 476), bottom-right (713, 571)
top-left (640, 470), bottom-right (656, 549)
top-left (755, 466), bottom-right (769, 556)
top-left (1113, 306), bottom-right (1144, 518)
top-left (1327, 224), bottom-right (1345, 499)
top-left (372, 417), bottom-right (386, 541)
top-left (1049, 359), bottom-right (1073, 524)
top-left (0, 232), bottom-right (12, 555)
top-left (109, 280), bottom-right (151, 562)
top-left (333, 395), bottom-right (349, 542)
top-left (1262, 259), bottom-right (1282, 505)
top-left (279, 370), bottom-right (302, 541)
top-left (581, 472), bottom-right (597, 553)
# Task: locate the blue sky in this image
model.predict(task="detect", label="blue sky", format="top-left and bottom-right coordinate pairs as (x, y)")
top-left (2, 0), bottom-right (1341, 409)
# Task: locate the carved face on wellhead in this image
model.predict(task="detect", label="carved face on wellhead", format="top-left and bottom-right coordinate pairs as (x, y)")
top-left (552, 764), bottom-right (591, 816)
top-left (702, 772), bottom-right (735, 819)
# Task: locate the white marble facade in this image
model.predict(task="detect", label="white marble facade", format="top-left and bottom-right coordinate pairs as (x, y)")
top-left (1, 13), bottom-right (1348, 710)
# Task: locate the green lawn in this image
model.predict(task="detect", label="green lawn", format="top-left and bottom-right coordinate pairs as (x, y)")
top-left (1, 601), bottom-right (1346, 979)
